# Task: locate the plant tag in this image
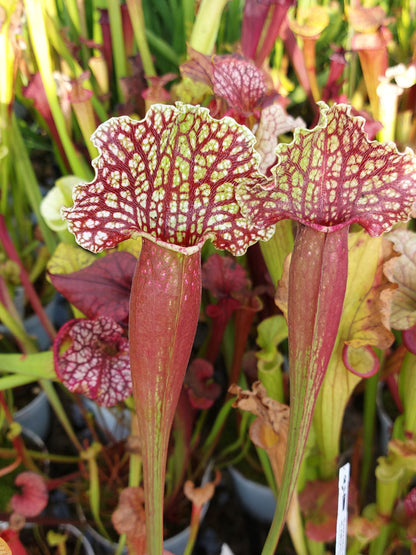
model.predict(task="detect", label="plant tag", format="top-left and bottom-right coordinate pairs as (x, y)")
top-left (335, 462), bottom-right (350, 555)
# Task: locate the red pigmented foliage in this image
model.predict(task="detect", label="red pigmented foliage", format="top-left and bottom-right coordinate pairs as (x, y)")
top-left (322, 48), bottom-right (347, 103)
top-left (179, 47), bottom-right (213, 88)
top-left (23, 73), bottom-right (68, 170)
top-left (10, 472), bottom-right (48, 518)
top-left (48, 251), bottom-right (136, 325)
top-left (202, 254), bottom-right (248, 299)
top-left (53, 316), bottom-right (132, 406)
top-left (299, 477), bottom-right (358, 542)
top-left (202, 254), bottom-right (251, 363)
top-left (63, 103), bottom-right (274, 257)
top-left (67, 71), bottom-right (93, 104)
top-left (245, 102), bottom-right (416, 235)
top-left (181, 51), bottom-right (275, 118)
top-left (403, 488), bottom-right (416, 544)
top-left (403, 325), bottom-right (416, 354)
top-left (348, 107), bottom-right (383, 140)
top-left (142, 73), bottom-right (177, 105)
top-left (241, 0), bottom-right (295, 66)
top-left (0, 530), bottom-right (26, 555)
top-left (212, 57), bottom-right (267, 115)
top-left (184, 358), bottom-right (221, 410)
top-left (404, 487), bottom-right (416, 518)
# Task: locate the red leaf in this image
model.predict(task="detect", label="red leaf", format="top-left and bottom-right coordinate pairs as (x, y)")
top-left (48, 251), bottom-right (136, 324)
top-left (22, 73), bottom-right (66, 168)
top-left (179, 47), bottom-right (213, 88)
top-left (403, 325), bottom-right (416, 354)
top-left (0, 530), bottom-right (27, 555)
top-left (246, 102), bottom-right (416, 236)
top-left (212, 56), bottom-right (266, 115)
top-left (184, 358), bottom-right (221, 409)
top-left (404, 487), bottom-right (416, 518)
top-left (181, 51), bottom-right (276, 118)
top-left (202, 254), bottom-right (248, 298)
top-left (241, 0), bottom-right (295, 66)
top-left (241, 0), bottom-right (271, 61)
top-left (63, 103), bottom-right (274, 256)
top-left (53, 316), bottom-right (132, 406)
top-left (10, 472), bottom-right (48, 518)
top-left (129, 240), bottom-right (202, 550)
top-left (300, 477), bottom-right (357, 542)
top-left (142, 73), bottom-right (177, 105)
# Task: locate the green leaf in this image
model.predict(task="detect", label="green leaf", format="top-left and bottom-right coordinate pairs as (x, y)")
top-left (256, 315), bottom-right (287, 402)
top-left (40, 176), bottom-right (81, 231)
top-left (257, 315), bottom-right (288, 362)
top-left (63, 103), bottom-right (274, 256)
top-left (0, 351), bottom-right (55, 379)
top-left (47, 242), bottom-right (95, 276)
top-left (246, 102), bottom-right (416, 237)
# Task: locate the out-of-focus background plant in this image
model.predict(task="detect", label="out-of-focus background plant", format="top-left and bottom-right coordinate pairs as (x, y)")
top-left (1, 0), bottom-right (416, 553)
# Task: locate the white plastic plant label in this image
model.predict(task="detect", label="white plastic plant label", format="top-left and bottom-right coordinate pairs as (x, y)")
top-left (335, 462), bottom-right (350, 555)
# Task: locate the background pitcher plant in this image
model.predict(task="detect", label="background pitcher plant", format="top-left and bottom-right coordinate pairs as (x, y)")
top-left (62, 102), bottom-right (275, 554)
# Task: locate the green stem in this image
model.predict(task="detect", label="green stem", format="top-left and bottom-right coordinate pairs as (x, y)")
top-left (125, 0), bottom-right (156, 78)
top-left (0, 374), bottom-right (44, 389)
top-left (306, 538), bottom-right (325, 555)
top-left (0, 4), bottom-right (15, 214)
top-left (41, 380), bottom-right (83, 453)
top-left (0, 14), bottom-right (13, 108)
top-left (107, 0), bottom-right (128, 103)
top-left (360, 368), bottom-right (380, 505)
top-left (182, 0), bottom-right (195, 41)
top-left (0, 111), bottom-right (10, 216)
top-left (23, 0), bottom-right (89, 179)
top-left (260, 219), bottom-right (294, 287)
top-left (0, 446), bottom-right (79, 464)
top-left (183, 506), bottom-right (202, 555)
top-left (83, 442), bottom-right (110, 540)
top-left (64, 0), bottom-right (83, 36)
top-left (10, 113), bottom-right (57, 253)
top-left (145, 29), bottom-right (180, 66)
top-left (368, 523), bottom-right (393, 555)
top-left (71, 97), bottom-right (99, 161)
top-left (0, 351), bottom-right (54, 377)
top-left (256, 445), bottom-right (277, 496)
top-left (347, 537), bottom-right (369, 555)
top-left (189, 0), bottom-right (229, 54)
top-left (0, 214), bottom-right (56, 342)
top-left (399, 351), bottom-right (416, 436)
top-left (375, 459), bottom-right (401, 517)
top-left (0, 302), bottom-right (37, 353)
top-left (128, 416), bottom-right (142, 488)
